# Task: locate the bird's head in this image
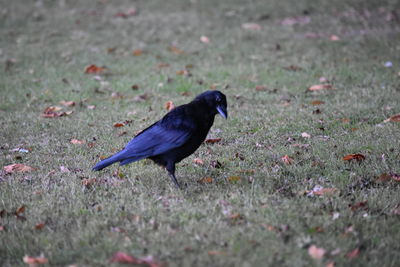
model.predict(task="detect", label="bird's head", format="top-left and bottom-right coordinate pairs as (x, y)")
top-left (194, 90), bottom-right (228, 119)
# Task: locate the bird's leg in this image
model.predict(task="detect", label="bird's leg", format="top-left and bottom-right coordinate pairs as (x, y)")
top-left (166, 162), bottom-right (180, 189)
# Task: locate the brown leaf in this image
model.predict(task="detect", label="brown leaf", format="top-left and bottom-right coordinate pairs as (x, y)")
top-left (113, 122), bottom-right (125, 128)
top-left (133, 49), bottom-right (143, 56)
top-left (168, 46), bottom-right (184, 55)
top-left (281, 16), bottom-right (311, 26)
top-left (207, 251), bottom-right (225, 255)
top-left (41, 106), bottom-right (72, 118)
top-left (114, 8), bottom-right (137, 18)
top-left (59, 100), bottom-right (75, 107)
top-left (308, 245), bottom-right (326, 260)
top-left (111, 92), bottom-right (124, 99)
top-left (242, 23), bottom-right (261, 30)
top-left (70, 139), bottom-right (85, 145)
top-left (110, 252), bottom-right (163, 267)
top-left (34, 223), bottom-right (45, 230)
top-left (227, 176), bottom-right (241, 182)
top-left (133, 93), bottom-right (151, 102)
top-left (341, 118), bottom-right (350, 123)
top-left (349, 201), bottom-right (368, 211)
top-left (384, 114), bottom-right (400, 123)
top-left (308, 84), bottom-right (334, 91)
top-left (311, 100), bottom-right (325, 105)
top-left (4, 164), bottom-right (37, 173)
top-left (312, 188), bottom-right (338, 196)
top-left (176, 69), bottom-right (189, 76)
top-left (193, 158), bottom-right (204, 165)
top-left (342, 154), bottom-right (365, 161)
top-left (157, 63), bottom-right (170, 69)
top-left (84, 64), bottom-right (106, 74)
top-left (165, 101), bottom-right (175, 111)
top-left (200, 36), bottom-right (210, 43)
top-left (281, 155), bottom-right (294, 165)
top-left (81, 178), bottom-right (97, 187)
top-left (205, 138), bottom-right (222, 144)
top-left (255, 85), bottom-right (267, 91)
top-left (23, 255), bottom-right (48, 266)
top-left (16, 205), bottom-right (26, 215)
top-left (345, 248), bottom-right (360, 259)
top-left (197, 177), bottom-right (213, 184)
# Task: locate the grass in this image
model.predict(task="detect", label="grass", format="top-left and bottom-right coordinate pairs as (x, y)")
top-left (1, 0), bottom-right (400, 266)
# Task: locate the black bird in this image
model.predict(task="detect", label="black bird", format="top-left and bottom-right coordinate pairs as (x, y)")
top-left (92, 90), bottom-right (228, 188)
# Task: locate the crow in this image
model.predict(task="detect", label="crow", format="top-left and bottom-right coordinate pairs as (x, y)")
top-left (92, 90), bottom-right (228, 188)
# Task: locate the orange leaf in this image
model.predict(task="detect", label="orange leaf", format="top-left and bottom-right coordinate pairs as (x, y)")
top-left (342, 154), bottom-right (365, 161)
top-left (23, 255), bottom-right (48, 265)
top-left (229, 213), bottom-right (244, 220)
top-left (308, 84), bottom-right (333, 91)
top-left (312, 188), bottom-right (338, 196)
top-left (345, 248), bottom-right (360, 259)
top-left (384, 114), bottom-right (400, 123)
top-left (311, 100), bottom-right (325, 105)
top-left (227, 176), bottom-right (241, 182)
top-left (205, 138), bottom-right (222, 144)
top-left (35, 223), bottom-right (45, 230)
top-left (133, 49), bottom-right (143, 56)
top-left (193, 158), bottom-right (204, 165)
top-left (308, 245), bottom-right (326, 260)
top-left (165, 101), bottom-right (175, 111)
top-left (70, 139), bottom-right (85, 145)
top-left (255, 85), bottom-right (267, 91)
top-left (16, 205), bottom-right (26, 215)
top-left (41, 106), bottom-right (72, 118)
top-left (113, 123), bottom-right (125, 128)
top-left (59, 100), bottom-right (75, 107)
top-left (168, 46), bottom-right (184, 55)
top-left (176, 69), bottom-right (189, 76)
top-left (197, 177), bottom-right (213, 184)
top-left (281, 155), bottom-right (294, 165)
top-left (82, 178), bottom-right (97, 187)
top-left (84, 64), bottom-right (106, 74)
top-left (4, 164), bottom-right (36, 173)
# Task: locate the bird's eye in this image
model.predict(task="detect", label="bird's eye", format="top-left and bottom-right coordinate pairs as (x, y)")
top-left (215, 96), bottom-right (221, 102)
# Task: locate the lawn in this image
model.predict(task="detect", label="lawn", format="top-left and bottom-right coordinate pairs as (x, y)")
top-left (1, 0), bottom-right (400, 266)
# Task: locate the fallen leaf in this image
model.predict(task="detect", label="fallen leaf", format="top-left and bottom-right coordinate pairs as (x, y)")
top-left (59, 100), bottom-right (75, 107)
top-left (176, 69), bottom-right (189, 76)
top-left (35, 223), bottom-right (45, 230)
top-left (207, 251), bottom-right (225, 255)
top-left (342, 154), bottom-right (365, 161)
top-left (87, 105), bottom-right (96, 110)
top-left (81, 178), bottom-right (97, 187)
top-left (70, 139), bottom-right (85, 145)
top-left (308, 84), bottom-right (334, 91)
top-left (169, 46), bottom-right (184, 55)
top-left (255, 85), bottom-right (267, 91)
top-left (330, 35), bottom-right (340, 41)
top-left (242, 23), bottom-right (261, 30)
top-left (341, 118), bottom-right (350, 123)
top-left (281, 16), bottom-right (311, 25)
top-left (111, 92), bottom-right (124, 99)
top-left (301, 132), bottom-right (311, 138)
top-left (193, 158), bottom-right (204, 165)
top-left (133, 49), bottom-right (142, 56)
top-left (312, 188), bottom-right (338, 196)
top-left (157, 63), bottom-right (170, 69)
top-left (205, 138), bottom-right (222, 144)
top-left (311, 100), bottom-right (325, 105)
top-left (41, 106), bottom-right (72, 118)
top-left (114, 8), bottom-right (137, 18)
top-left (384, 114), bottom-right (400, 123)
top-left (197, 177), bottom-right (213, 184)
top-left (110, 252), bottom-right (163, 267)
top-left (84, 64), bottom-right (106, 74)
top-left (345, 248), bottom-right (360, 259)
top-left (227, 176), bottom-right (241, 182)
top-left (165, 101), bottom-right (175, 111)
top-left (229, 213), bottom-right (244, 220)
top-left (200, 35), bottom-right (210, 43)
top-left (4, 164), bottom-right (36, 173)
top-left (0, 225), bottom-right (5, 231)
top-left (349, 201), bottom-right (368, 211)
top-left (308, 245), bottom-right (326, 260)
top-left (133, 93), bottom-right (151, 102)
top-left (23, 255), bottom-right (48, 266)
top-left (60, 166), bottom-right (70, 172)
top-left (118, 131), bottom-right (128, 136)
top-left (16, 205), bottom-right (26, 215)
top-left (281, 155), bottom-right (294, 165)
top-left (113, 122), bottom-right (125, 128)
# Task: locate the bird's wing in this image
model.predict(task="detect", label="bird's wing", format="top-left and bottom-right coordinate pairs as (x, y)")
top-left (120, 107), bottom-right (194, 159)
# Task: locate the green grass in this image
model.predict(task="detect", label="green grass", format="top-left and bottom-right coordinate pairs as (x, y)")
top-left (1, 0), bottom-right (400, 266)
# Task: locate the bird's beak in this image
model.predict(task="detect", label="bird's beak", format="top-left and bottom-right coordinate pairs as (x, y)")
top-left (216, 105), bottom-right (228, 119)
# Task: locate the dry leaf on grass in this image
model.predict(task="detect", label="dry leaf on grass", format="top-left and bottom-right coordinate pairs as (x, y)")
top-left (84, 64), bottom-right (106, 74)
top-left (110, 252), bottom-right (163, 267)
top-left (165, 101), bottom-right (175, 111)
top-left (281, 155), bottom-right (294, 165)
top-left (227, 176), bottom-right (241, 182)
top-left (34, 223), bottom-right (46, 230)
top-left (311, 100), bottom-right (325, 105)
top-left (193, 158), bottom-right (204, 165)
top-left (23, 255), bottom-right (48, 266)
top-left (345, 248), bottom-right (360, 259)
top-left (308, 245), bottom-right (326, 260)
top-left (132, 49), bottom-right (142, 56)
top-left (308, 84), bottom-right (334, 91)
top-left (342, 154), bottom-right (365, 161)
top-left (205, 138), bottom-right (222, 144)
top-left (242, 23), bottom-right (261, 30)
top-left (70, 139), bottom-right (85, 145)
top-left (59, 100), bottom-right (75, 107)
top-left (384, 114), bottom-right (400, 123)
top-left (168, 46), bottom-right (184, 55)
top-left (4, 164), bottom-right (36, 173)
top-left (376, 173), bottom-right (400, 183)
top-left (197, 177), bottom-right (213, 184)
top-left (41, 106), bottom-right (72, 118)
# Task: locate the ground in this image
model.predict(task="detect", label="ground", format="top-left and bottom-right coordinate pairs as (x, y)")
top-left (1, 0), bottom-right (400, 266)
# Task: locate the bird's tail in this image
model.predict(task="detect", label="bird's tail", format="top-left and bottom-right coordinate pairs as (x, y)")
top-left (92, 150), bottom-right (145, 171)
